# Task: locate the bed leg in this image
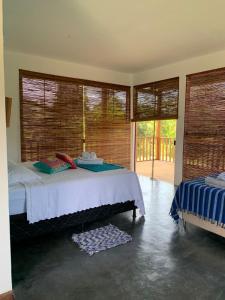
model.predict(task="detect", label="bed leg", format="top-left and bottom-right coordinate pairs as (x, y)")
top-left (182, 219), bottom-right (187, 231)
top-left (132, 208), bottom-right (136, 220)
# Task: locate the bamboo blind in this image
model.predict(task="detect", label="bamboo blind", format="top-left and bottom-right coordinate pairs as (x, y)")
top-left (20, 70), bottom-right (131, 167)
top-left (183, 68), bottom-right (225, 180)
top-left (85, 86), bottom-right (131, 168)
top-left (20, 71), bottom-right (84, 161)
top-left (133, 77), bottom-right (179, 121)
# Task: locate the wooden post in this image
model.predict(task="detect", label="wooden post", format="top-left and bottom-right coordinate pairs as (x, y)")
top-left (156, 120), bottom-right (161, 160)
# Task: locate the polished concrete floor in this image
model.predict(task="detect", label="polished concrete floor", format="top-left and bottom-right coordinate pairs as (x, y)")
top-left (12, 177), bottom-right (225, 300)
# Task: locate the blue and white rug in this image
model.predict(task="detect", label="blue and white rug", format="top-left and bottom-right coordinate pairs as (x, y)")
top-left (72, 224), bottom-right (132, 256)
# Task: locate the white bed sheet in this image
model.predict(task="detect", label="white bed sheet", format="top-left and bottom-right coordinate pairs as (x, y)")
top-left (9, 183), bottom-right (26, 215)
top-left (9, 163), bottom-right (145, 223)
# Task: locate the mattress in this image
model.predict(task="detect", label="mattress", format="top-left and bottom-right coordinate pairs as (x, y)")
top-left (9, 162), bottom-right (145, 222)
top-left (9, 183), bottom-right (26, 215)
top-left (170, 177), bottom-right (225, 226)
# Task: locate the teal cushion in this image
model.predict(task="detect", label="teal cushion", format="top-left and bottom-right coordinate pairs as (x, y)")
top-left (74, 159), bottom-right (124, 172)
top-left (33, 161), bottom-right (70, 174)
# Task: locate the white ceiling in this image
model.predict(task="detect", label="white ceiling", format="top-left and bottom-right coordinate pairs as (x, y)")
top-left (4, 0), bottom-right (225, 73)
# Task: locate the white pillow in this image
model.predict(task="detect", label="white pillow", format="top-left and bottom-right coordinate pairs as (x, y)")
top-left (8, 164), bottom-right (41, 186)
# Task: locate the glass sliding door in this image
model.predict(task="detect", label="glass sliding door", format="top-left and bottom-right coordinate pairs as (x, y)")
top-left (135, 119), bottom-right (176, 184)
top-left (135, 121), bottom-right (155, 178)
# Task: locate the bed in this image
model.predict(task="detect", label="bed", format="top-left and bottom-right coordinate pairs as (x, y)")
top-left (9, 163), bottom-right (145, 242)
top-left (170, 177), bottom-right (225, 237)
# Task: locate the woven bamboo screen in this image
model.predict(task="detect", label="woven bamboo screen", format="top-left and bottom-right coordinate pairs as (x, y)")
top-left (20, 70), bottom-right (131, 167)
top-left (133, 77), bottom-right (179, 121)
top-left (183, 68), bottom-right (225, 180)
top-left (85, 86), bottom-right (131, 168)
top-left (20, 70), bottom-right (84, 161)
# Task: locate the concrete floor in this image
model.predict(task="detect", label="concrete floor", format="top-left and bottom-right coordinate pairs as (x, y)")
top-left (12, 177), bottom-right (225, 300)
top-left (136, 160), bottom-right (175, 184)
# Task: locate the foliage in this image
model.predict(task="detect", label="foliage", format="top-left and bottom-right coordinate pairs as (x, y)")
top-left (137, 121), bottom-right (155, 137)
top-left (160, 120), bottom-right (176, 138)
top-left (137, 120), bottom-right (176, 138)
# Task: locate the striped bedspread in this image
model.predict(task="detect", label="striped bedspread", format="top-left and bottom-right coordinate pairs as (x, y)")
top-left (170, 177), bottom-right (225, 226)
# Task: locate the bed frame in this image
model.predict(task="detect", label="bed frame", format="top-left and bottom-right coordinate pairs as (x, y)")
top-left (182, 212), bottom-right (225, 238)
top-left (10, 201), bottom-right (137, 242)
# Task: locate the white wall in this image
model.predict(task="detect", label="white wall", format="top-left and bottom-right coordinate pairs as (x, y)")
top-left (4, 50), bottom-right (132, 162)
top-left (133, 49), bottom-right (225, 185)
top-left (0, 0), bottom-right (12, 295)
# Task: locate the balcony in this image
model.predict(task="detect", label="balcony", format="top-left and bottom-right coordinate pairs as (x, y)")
top-left (135, 136), bottom-right (175, 183)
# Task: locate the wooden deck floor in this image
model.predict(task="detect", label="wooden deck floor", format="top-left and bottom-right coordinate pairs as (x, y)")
top-left (136, 160), bottom-right (174, 184)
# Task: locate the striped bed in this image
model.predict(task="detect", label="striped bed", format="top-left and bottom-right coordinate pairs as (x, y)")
top-left (170, 177), bottom-right (225, 227)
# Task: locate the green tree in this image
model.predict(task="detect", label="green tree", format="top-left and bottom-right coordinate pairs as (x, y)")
top-left (137, 120), bottom-right (176, 138)
top-left (160, 120), bottom-right (176, 138)
top-left (137, 121), bottom-right (155, 137)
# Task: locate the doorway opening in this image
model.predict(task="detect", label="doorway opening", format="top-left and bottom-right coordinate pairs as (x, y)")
top-left (135, 120), bottom-right (176, 184)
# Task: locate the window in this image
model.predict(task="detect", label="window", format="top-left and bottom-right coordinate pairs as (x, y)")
top-left (20, 70), bottom-right (131, 168)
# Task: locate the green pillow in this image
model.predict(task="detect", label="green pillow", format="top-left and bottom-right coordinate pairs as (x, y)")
top-left (33, 159), bottom-right (70, 174)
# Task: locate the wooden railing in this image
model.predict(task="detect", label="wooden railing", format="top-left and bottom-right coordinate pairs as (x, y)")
top-left (136, 136), bottom-right (175, 162)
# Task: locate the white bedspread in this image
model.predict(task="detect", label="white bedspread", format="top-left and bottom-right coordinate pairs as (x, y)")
top-left (23, 165), bottom-right (145, 224)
